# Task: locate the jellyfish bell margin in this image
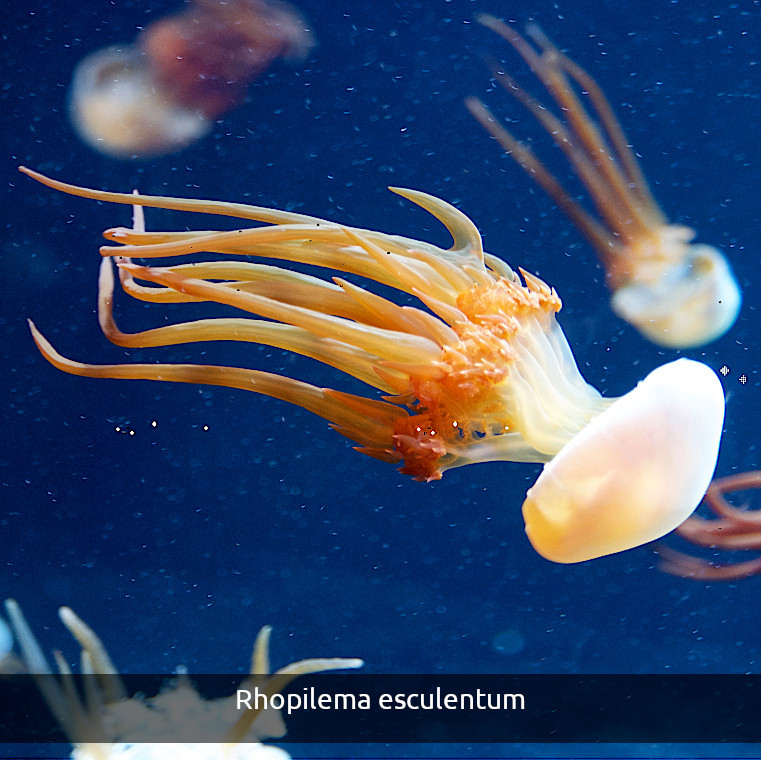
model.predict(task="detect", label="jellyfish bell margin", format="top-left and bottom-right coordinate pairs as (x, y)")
top-left (20, 167), bottom-right (724, 567)
top-left (609, 240), bottom-right (742, 349)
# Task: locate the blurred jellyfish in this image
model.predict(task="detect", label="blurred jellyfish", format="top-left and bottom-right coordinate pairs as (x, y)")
top-left (4, 599), bottom-right (362, 759)
top-left (659, 472), bottom-right (761, 580)
top-left (69, 0), bottom-right (314, 158)
top-left (467, 16), bottom-right (741, 349)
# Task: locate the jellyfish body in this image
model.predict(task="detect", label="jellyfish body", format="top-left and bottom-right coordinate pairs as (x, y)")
top-left (21, 168), bottom-right (724, 561)
top-left (69, 46), bottom-right (211, 159)
top-left (3, 599), bottom-right (362, 758)
top-left (69, 0), bottom-right (314, 158)
top-left (467, 16), bottom-right (741, 348)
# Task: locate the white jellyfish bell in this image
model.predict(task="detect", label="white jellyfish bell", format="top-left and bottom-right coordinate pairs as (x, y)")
top-left (523, 359), bottom-right (725, 563)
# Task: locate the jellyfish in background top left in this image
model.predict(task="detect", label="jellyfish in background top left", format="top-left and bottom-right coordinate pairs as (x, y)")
top-left (69, 0), bottom-right (314, 159)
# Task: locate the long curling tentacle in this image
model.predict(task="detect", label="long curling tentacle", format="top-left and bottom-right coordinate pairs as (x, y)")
top-left (118, 263), bottom-right (444, 366)
top-left (97, 260), bottom-right (409, 392)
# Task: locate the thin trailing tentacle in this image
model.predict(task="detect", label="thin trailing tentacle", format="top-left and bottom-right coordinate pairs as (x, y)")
top-left (29, 319), bottom-right (408, 453)
top-left (19, 166), bottom-right (331, 225)
top-left (470, 15), bottom-right (664, 250)
top-left (524, 23), bottom-right (663, 221)
top-left (465, 95), bottom-right (615, 257)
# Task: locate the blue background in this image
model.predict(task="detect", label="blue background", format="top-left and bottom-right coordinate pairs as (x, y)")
top-left (2, 0), bottom-right (761, 757)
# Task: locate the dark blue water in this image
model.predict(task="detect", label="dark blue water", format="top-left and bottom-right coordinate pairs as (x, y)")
top-left (2, 0), bottom-right (761, 757)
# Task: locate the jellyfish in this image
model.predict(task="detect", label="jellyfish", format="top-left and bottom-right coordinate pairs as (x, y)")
top-left (466, 16), bottom-right (741, 349)
top-left (659, 472), bottom-right (761, 580)
top-left (3, 599), bottom-right (362, 759)
top-left (21, 167), bottom-right (725, 564)
top-left (69, 0), bottom-right (314, 158)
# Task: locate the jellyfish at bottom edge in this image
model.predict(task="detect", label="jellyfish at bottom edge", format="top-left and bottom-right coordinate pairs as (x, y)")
top-left (3, 599), bottom-right (362, 760)
top-left (69, 0), bottom-right (314, 158)
top-left (21, 168), bottom-right (725, 564)
top-left (466, 16), bottom-right (741, 349)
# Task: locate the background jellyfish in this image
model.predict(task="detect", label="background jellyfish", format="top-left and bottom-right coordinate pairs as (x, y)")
top-left (69, 0), bottom-right (314, 158)
top-left (659, 472), bottom-right (761, 580)
top-left (467, 16), bottom-right (741, 349)
top-left (3, 599), bottom-right (362, 759)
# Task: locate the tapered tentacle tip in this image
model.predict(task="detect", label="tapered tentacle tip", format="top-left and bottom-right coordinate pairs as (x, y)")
top-left (387, 186), bottom-right (412, 201)
top-left (103, 226), bottom-right (133, 241)
top-left (27, 318), bottom-right (43, 344)
top-left (522, 359), bottom-right (725, 563)
top-left (474, 13), bottom-right (499, 28)
top-left (18, 166), bottom-right (54, 186)
top-left (28, 320), bottom-right (59, 361)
